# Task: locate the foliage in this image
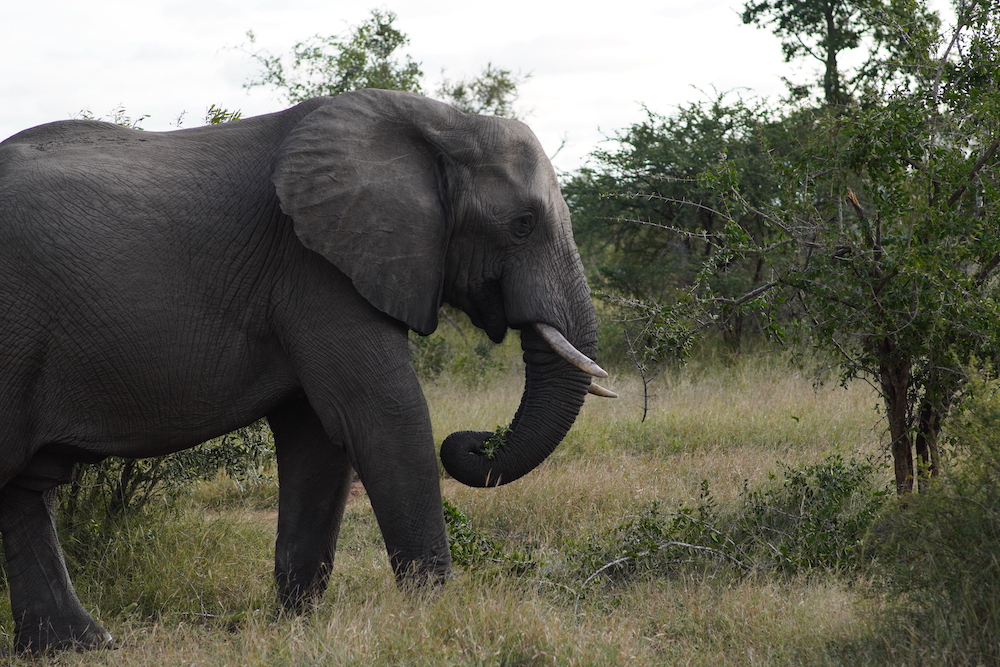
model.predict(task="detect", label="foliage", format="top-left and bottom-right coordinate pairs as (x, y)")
top-left (242, 9), bottom-right (525, 118)
top-left (77, 103), bottom-right (242, 130)
top-left (740, 454), bottom-right (891, 570)
top-left (746, 2), bottom-right (1000, 494)
top-left (564, 93), bottom-right (790, 355)
top-left (203, 104), bottom-right (242, 125)
top-left (243, 9), bottom-right (423, 102)
top-left (408, 310), bottom-right (506, 384)
top-left (75, 104), bottom-right (150, 130)
top-left (479, 425), bottom-right (511, 461)
top-left (580, 1), bottom-right (1000, 493)
top-left (442, 499), bottom-right (533, 575)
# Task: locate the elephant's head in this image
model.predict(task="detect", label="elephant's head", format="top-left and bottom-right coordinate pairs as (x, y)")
top-left (272, 88), bottom-right (613, 487)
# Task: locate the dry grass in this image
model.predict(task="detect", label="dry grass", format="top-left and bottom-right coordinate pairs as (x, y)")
top-left (8, 572), bottom-right (880, 666)
top-left (7, 352), bottom-right (900, 665)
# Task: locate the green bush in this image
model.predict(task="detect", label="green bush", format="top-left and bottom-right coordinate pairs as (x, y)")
top-left (408, 310), bottom-right (507, 383)
top-left (740, 453), bottom-right (891, 571)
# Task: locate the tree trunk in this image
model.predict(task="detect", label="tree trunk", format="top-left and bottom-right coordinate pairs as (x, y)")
top-left (915, 398), bottom-right (942, 487)
top-left (823, 2), bottom-right (842, 105)
top-left (878, 340), bottom-right (913, 494)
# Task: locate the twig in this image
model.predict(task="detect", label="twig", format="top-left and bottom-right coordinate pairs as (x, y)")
top-left (623, 327), bottom-right (663, 423)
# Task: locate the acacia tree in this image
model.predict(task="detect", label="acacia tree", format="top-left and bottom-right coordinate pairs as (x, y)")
top-left (644, 0), bottom-right (1000, 494)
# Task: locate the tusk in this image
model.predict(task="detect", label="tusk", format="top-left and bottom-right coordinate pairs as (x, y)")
top-left (533, 323), bottom-right (609, 378)
top-left (589, 381), bottom-right (618, 398)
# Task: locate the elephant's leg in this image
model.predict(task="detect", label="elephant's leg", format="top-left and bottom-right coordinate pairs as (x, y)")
top-left (268, 397), bottom-right (354, 613)
top-left (344, 386), bottom-right (451, 585)
top-left (285, 317), bottom-right (450, 587)
top-left (0, 483), bottom-right (112, 652)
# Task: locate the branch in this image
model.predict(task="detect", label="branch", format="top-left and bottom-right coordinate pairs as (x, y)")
top-left (620, 192), bottom-right (723, 221)
top-left (846, 189), bottom-right (878, 251)
top-left (947, 135), bottom-right (1000, 208)
top-left (931, 2), bottom-right (968, 106)
top-left (974, 252), bottom-right (1000, 287)
top-left (709, 280), bottom-right (781, 307)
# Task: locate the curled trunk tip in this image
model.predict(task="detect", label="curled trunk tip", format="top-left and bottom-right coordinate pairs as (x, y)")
top-left (439, 326), bottom-right (591, 487)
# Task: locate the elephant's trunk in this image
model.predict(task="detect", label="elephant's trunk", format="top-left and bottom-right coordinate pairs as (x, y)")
top-left (440, 324), bottom-right (600, 487)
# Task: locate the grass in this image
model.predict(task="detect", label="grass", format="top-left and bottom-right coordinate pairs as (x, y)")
top-left (0, 347), bottom-right (931, 665)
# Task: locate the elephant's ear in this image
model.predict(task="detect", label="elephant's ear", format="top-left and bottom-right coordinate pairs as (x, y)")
top-left (272, 89), bottom-right (465, 335)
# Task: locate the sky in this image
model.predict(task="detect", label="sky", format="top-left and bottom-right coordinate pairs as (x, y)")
top-left (0, 0), bottom-right (954, 173)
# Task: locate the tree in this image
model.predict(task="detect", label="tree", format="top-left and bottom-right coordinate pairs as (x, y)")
top-left (741, 0), bottom-right (940, 105)
top-left (243, 9), bottom-right (525, 118)
top-left (563, 94), bottom-right (789, 354)
top-left (243, 9), bottom-right (424, 102)
top-left (436, 63), bottom-right (530, 119)
top-left (633, 0), bottom-right (1000, 494)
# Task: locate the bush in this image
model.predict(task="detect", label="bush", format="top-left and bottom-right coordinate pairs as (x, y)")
top-left (576, 453), bottom-right (890, 587)
top-left (443, 499), bottom-right (534, 576)
top-left (740, 453), bottom-right (891, 572)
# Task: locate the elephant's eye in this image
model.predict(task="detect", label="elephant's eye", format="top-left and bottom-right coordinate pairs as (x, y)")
top-left (513, 213), bottom-right (535, 239)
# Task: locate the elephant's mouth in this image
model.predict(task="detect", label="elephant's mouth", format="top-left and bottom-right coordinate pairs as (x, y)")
top-left (449, 282), bottom-right (508, 344)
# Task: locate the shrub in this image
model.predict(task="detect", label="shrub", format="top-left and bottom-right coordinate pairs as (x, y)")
top-left (739, 453), bottom-right (891, 571)
top-left (408, 310), bottom-right (507, 383)
top-left (577, 453), bottom-right (890, 587)
top-left (59, 420), bottom-right (274, 556)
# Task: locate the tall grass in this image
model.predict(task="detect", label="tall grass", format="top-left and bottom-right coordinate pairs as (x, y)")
top-left (1, 347), bottom-right (957, 666)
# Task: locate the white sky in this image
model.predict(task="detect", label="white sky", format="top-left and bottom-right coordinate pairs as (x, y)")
top-left (0, 0), bottom-right (955, 173)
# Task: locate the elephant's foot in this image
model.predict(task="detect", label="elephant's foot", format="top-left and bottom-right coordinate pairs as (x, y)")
top-left (14, 612), bottom-right (113, 653)
top-left (391, 553), bottom-right (451, 589)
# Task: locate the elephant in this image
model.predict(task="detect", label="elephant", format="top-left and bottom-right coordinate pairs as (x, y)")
top-left (0, 88), bottom-right (614, 651)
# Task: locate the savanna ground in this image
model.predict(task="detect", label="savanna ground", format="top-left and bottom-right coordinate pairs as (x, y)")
top-left (2, 331), bottom-right (991, 666)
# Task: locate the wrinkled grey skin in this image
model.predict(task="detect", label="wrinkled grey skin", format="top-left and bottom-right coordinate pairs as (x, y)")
top-left (0, 89), bottom-right (599, 652)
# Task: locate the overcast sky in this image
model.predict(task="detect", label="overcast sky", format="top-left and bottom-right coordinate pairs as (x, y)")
top-left (0, 0), bottom-right (954, 173)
